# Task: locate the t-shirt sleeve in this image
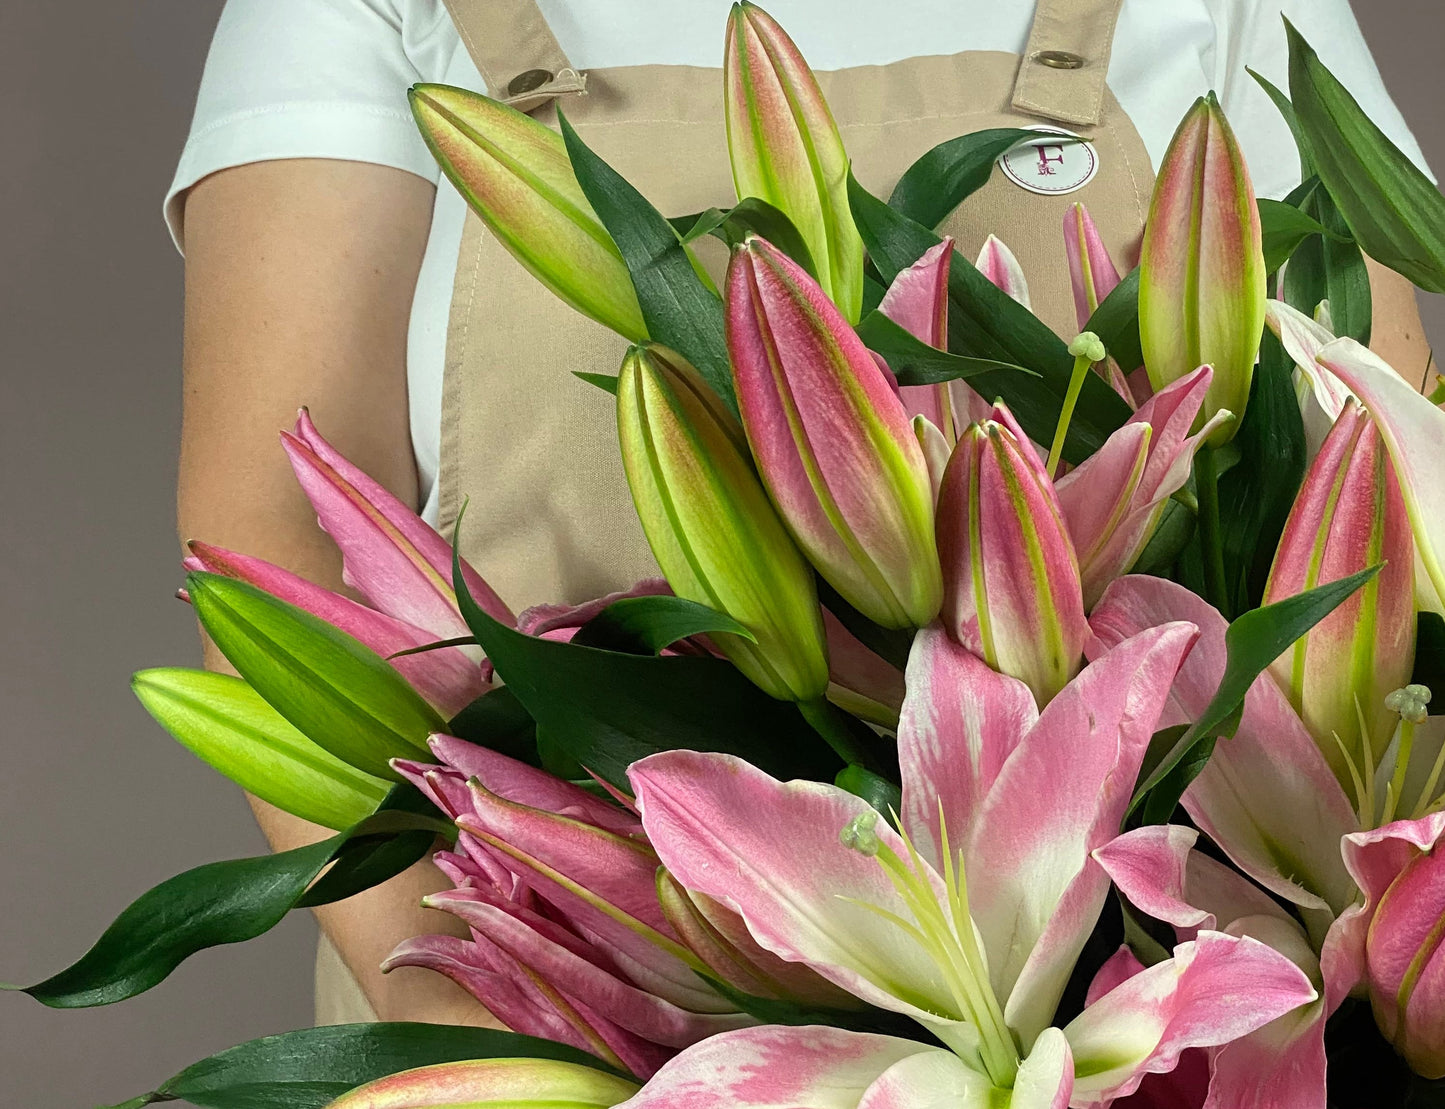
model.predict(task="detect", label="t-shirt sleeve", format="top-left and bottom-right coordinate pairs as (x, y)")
top-left (164, 0), bottom-right (445, 250)
top-left (1212, 0), bottom-right (1435, 202)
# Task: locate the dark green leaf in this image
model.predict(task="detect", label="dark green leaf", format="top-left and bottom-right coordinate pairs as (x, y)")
top-left (450, 520), bottom-right (840, 790)
top-left (856, 310), bottom-right (1036, 386)
top-left (1084, 267), bottom-right (1143, 374)
top-left (1412, 613), bottom-right (1445, 713)
top-left (101, 1022), bottom-right (623, 1109)
top-left (696, 197), bottom-right (819, 280)
top-left (1129, 499), bottom-right (1196, 578)
top-left (850, 174), bottom-right (1131, 461)
top-left (558, 111), bottom-right (736, 410)
top-left (888, 128), bottom-right (1046, 229)
top-left (1248, 67), bottom-right (1314, 182)
top-left (701, 976), bottom-right (937, 1045)
top-left (188, 573), bottom-right (443, 779)
top-left (445, 686), bottom-right (542, 766)
top-left (14, 787), bottom-right (446, 1008)
top-left (1129, 565), bottom-right (1381, 825)
top-left (1286, 20), bottom-right (1445, 293)
top-left (1216, 330), bottom-right (1308, 615)
top-left (1258, 198), bottom-right (1338, 275)
top-left (574, 371), bottom-right (620, 395)
top-left (836, 765), bottom-right (903, 820)
top-left (571, 595), bottom-right (754, 655)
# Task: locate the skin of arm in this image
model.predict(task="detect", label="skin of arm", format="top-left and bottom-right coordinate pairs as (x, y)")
top-left (1366, 255), bottom-right (1437, 390)
top-left (179, 158), bottom-right (497, 1027)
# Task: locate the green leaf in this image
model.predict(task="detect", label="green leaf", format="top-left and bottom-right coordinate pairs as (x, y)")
top-left (445, 686), bottom-right (542, 766)
top-left (888, 128), bottom-right (1047, 229)
top-left (558, 110), bottom-right (736, 410)
top-left (450, 519), bottom-right (840, 790)
top-left (855, 310), bottom-right (1036, 386)
top-left (571, 595), bottom-right (754, 655)
top-left (188, 573), bottom-right (443, 779)
top-left (1286, 20), bottom-right (1445, 293)
top-left (13, 787), bottom-right (446, 1008)
top-left (132, 668), bottom-right (389, 830)
top-left (100, 1022), bottom-right (623, 1109)
top-left (1128, 565), bottom-right (1381, 825)
top-left (1248, 67), bottom-right (1314, 182)
top-left (1258, 198), bottom-right (1338, 275)
top-left (574, 371), bottom-right (620, 395)
top-left (836, 764), bottom-right (903, 819)
top-left (1129, 498), bottom-right (1196, 578)
top-left (1216, 330), bottom-right (1308, 616)
top-left (1084, 267), bottom-right (1142, 374)
top-left (675, 197), bottom-right (820, 280)
top-left (850, 173), bottom-right (1131, 461)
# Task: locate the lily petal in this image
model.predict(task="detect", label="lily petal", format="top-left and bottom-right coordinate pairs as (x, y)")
top-left (976, 234), bottom-right (1032, 310)
top-left (1089, 575), bottom-right (1359, 914)
top-left (856, 1046), bottom-right (1010, 1109)
top-left (1065, 931), bottom-right (1317, 1107)
top-left (616, 1025), bottom-right (935, 1109)
top-left (1064, 202), bottom-right (1122, 331)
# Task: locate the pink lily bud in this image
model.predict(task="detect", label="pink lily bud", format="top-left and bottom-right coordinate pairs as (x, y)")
top-left (1139, 94), bottom-right (1266, 445)
top-left (1064, 202), bottom-right (1122, 332)
top-left (726, 235), bottom-right (942, 630)
top-left (617, 343), bottom-right (830, 702)
top-left (323, 1059), bottom-right (639, 1109)
top-left (1263, 400), bottom-right (1415, 791)
top-left (935, 402), bottom-right (1089, 704)
top-left (975, 234), bottom-right (1032, 310)
top-left (1340, 813), bottom-right (1445, 1079)
top-left (724, 3), bottom-right (864, 320)
top-left (409, 84), bottom-right (647, 341)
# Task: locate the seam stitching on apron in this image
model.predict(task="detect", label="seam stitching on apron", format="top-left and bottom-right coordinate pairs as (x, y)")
top-left (438, 216), bottom-right (487, 534)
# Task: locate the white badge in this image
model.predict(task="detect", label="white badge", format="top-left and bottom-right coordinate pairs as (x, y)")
top-left (998, 127), bottom-right (1100, 196)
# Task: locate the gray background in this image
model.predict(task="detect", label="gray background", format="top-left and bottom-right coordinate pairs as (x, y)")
top-left (1, 2), bottom-right (1441, 1106)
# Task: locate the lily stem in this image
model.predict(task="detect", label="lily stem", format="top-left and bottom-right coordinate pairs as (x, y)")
top-left (1194, 445), bottom-right (1230, 615)
top-left (1045, 352), bottom-right (1094, 479)
top-left (800, 697), bottom-right (889, 775)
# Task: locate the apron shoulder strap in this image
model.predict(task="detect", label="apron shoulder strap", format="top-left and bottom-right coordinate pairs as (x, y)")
top-left (1011, 0), bottom-right (1127, 127)
top-left (442, 0), bottom-right (586, 112)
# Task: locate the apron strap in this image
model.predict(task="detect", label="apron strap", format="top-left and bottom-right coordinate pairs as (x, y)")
top-left (442, 0), bottom-right (587, 112)
top-left (1011, 0), bottom-right (1127, 128)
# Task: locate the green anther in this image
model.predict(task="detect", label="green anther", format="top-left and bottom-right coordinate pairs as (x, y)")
top-left (1068, 330), bottom-right (1107, 363)
top-left (841, 810), bottom-right (882, 856)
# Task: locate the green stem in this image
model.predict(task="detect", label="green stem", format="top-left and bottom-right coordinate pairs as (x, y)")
top-left (1194, 446), bottom-right (1229, 615)
top-left (1045, 353), bottom-right (1093, 479)
top-left (800, 697), bottom-right (886, 774)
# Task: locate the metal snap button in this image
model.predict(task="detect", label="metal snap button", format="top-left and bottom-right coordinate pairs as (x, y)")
top-left (1033, 50), bottom-right (1086, 70)
top-left (507, 68), bottom-right (554, 96)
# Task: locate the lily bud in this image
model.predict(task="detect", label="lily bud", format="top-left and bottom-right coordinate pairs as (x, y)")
top-left (617, 343), bottom-right (829, 702)
top-left (936, 403), bottom-right (1089, 704)
top-left (323, 1059), bottom-right (640, 1109)
top-left (1264, 400), bottom-right (1415, 790)
top-left (409, 84), bottom-right (647, 340)
top-left (1139, 94), bottom-right (1266, 444)
top-left (1064, 202), bottom-right (1122, 331)
top-left (725, 236), bottom-right (942, 630)
top-left (724, 3), bottom-right (864, 319)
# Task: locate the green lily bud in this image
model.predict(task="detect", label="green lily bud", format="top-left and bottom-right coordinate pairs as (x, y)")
top-left (617, 343), bottom-right (830, 701)
top-left (323, 1058), bottom-right (639, 1109)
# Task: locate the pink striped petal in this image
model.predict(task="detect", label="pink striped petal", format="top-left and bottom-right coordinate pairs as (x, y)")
top-left (975, 234), bottom-right (1032, 310)
top-left (963, 624), bottom-right (1199, 1047)
top-left (879, 239), bottom-right (951, 349)
top-left (286, 410), bottom-right (513, 635)
top-left (1316, 337), bottom-right (1445, 616)
top-left (186, 541), bottom-right (486, 718)
top-left (1065, 203), bottom-right (1122, 331)
top-left (628, 751), bottom-right (965, 1034)
top-left (1086, 947), bottom-right (1146, 1008)
top-left (1205, 1000), bottom-right (1327, 1109)
top-left (1064, 932), bottom-right (1317, 1107)
top-left (1088, 576), bottom-right (1358, 914)
top-left (516, 579), bottom-right (673, 641)
top-left (823, 609), bottom-right (906, 729)
top-left (618, 1025), bottom-right (936, 1109)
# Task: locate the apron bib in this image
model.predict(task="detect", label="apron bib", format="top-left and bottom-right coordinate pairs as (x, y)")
top-left (316, 0), bottom-right (1154, 1027)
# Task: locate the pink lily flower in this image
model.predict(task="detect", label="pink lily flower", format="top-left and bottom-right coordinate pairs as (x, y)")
top-left (622, 621), bottom-right (1316, 1106)
top-left (1263, 299), bottom-right (1355, 455)
top-left (388, 736), bottom-right (851, 1079)
top-left (725, 235), bottom-right (942, 630)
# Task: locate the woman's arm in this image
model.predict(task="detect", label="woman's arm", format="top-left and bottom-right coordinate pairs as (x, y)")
top-left (1368, 256), bottom-right (1437, 390)
top-left (179, 157), bottom-right (492, 1025)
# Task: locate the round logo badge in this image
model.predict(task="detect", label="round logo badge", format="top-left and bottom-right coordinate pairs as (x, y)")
top-left (998, 127), bottom-right (1100, 196)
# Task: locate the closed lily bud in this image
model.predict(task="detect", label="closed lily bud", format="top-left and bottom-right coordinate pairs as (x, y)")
top-left (1264, 400), bottom-right (1415, 791)
top-left (617, 343), bottom-right (830, 702)
top-left (323, 1059), bottom-right (640, 1109)
top-left (725, 236), bottom-right (942, 630)
top-left (936, 403), bottom-right (1089, 705)
top-left (724, 3), bottom-right (864, 320)
top-left (409, 84), bottom-right (647, 340)
top-left (1139, 94), bottom-right (1266, 444)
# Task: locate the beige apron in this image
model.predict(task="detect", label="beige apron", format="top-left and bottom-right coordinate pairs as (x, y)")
top-left (316, 0), bottom-right (1155, 1027)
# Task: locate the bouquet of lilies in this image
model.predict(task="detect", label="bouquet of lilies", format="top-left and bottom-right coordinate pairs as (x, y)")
top-left (14, 6), bottom-right (1445, 1108)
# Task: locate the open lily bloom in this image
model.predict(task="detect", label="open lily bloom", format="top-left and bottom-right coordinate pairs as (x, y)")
top-left (623, 622), bottom-right (1316, 1107)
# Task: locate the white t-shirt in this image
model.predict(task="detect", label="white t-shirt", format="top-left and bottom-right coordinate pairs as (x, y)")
top-left (166, 0), bottom-right (1433, 525)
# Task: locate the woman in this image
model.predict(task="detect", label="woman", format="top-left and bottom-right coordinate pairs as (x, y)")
top-left (169, 0), bottom-right (1436, 1028)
